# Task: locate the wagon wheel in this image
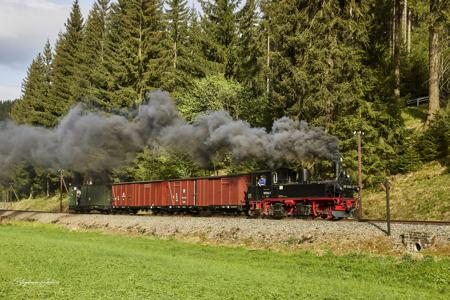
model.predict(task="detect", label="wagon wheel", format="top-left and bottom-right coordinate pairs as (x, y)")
top-left (326, 207), bottom-right (334, 220)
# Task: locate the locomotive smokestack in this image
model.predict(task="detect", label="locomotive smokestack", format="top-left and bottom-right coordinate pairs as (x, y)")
top-left (335, 157), bottom-right (342, 180)
top-left (301, 168), bottom-right (308, 183)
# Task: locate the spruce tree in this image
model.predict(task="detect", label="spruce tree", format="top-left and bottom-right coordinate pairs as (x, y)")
top-left (42, 40), bottom-right (53, 98)
top-left (161, 0), bottom-right (193, 92)
top-left (48, 0), bottom-right (84, 122)
top-left (103, 0), bottom-right (164, 107)
top-left (185, 9), bottom-right (209, 79)
top-left (12, 42), bottom-right (54, 126)
top-left (236, 0), bottom-right (263, 95)
top-left (200, 0), bottom-right (240, 78)
top-left (78, 0), bottom-right (110, 108)
top-left (263, 1), bottom-right (371, 125)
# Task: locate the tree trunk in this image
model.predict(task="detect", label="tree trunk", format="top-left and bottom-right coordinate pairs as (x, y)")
top-left (173, 40), bottom-right (177, 69)
top-left (266, 32), bottom-right (270, 96)
top-left (407, 9), bottom-right (411, 54)
top-left (402, 0), bottom-right (407, 43)
top-left (427, 0), bottom-right (441, 124)
top-left (393, 0), bottom-right (402, 98)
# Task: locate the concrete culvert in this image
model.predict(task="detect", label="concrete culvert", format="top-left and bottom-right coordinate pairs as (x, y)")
top-left (415, 243), bottom-right (422, 252)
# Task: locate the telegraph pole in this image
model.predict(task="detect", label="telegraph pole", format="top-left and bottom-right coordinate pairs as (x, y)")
top-left (59, 169), bottom-right (63, 213)
top-left (384, 179), bottom-right (391, 236)
top-left (355, 131), bottom-right (364, 220)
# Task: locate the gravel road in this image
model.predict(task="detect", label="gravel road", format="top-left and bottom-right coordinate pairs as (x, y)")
top-left (1, 210), bottom-right (449, 255)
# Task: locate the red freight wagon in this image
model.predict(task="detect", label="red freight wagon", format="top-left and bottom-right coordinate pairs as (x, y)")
top-left (166, 179), bottom-right (196, 207)
top-left (111, 175), bottom-right (250, 212)
top-left (112, 183), bottom-right (134, 207)
top-left (112, 181), bottom-right (166, 208)
top-left (196, 175), bottom-right (250, 208)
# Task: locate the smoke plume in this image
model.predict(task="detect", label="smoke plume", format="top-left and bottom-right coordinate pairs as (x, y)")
top-left (0, 91), bottom-right (339, 175)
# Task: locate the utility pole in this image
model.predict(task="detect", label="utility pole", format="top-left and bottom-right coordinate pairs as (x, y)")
top-left (59, 169), bottom-right (63, 213)
top-left (266, 31), bottom-right (270, 96)
top-left (354, 131), bottom-right (364, 220)
top-left (384, 179), bottom-right (391, 236)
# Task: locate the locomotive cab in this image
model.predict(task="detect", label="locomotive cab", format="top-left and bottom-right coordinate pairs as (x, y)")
top-left (247, 170), bottom-right (272, 201)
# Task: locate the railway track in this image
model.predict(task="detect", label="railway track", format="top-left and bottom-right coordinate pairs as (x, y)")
top-left (358, 219), bottom-right (450, 226)
top-left (1, 209), bottom-right (450, 226)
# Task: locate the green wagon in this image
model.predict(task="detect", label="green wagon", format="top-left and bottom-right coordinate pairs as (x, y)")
top-left (69, 185), bottom-right (112, 213)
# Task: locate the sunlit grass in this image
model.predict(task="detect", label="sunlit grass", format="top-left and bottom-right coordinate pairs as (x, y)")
top-left (0, 222), bottom-right (449, 299)
top-left (0, 195), bottom-right (69, 212)
top-left (364, 161), bottom-right (450, 221)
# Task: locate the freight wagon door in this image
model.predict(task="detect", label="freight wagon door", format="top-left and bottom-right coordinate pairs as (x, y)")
top-left (167, 180), bottom-right (195, 207)
top-left (112, 185), bottom-right (126, 207)
top-left (221, 178), bottom-right (231, 205)
top-left (143, 182), bottom-right (165, 207)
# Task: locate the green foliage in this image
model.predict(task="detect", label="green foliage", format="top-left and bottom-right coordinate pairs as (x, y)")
top-left (112, 148), bottom-right (202, 182)
top-left (400, 0), bottom-right (429, 99)
top-left (235, 0), bottom-right (263, 95)
top-left (77, 0), bottom-right (110, 108)
top-left (264, 1), bottom-right (372, 123)
top-left (161, 0), bottom-right (203, 92)
top-left (177, 74), bottom-right (266, 126)
top-left (200, 0), bottom-right (240, 77)
top-left (418, 106), bottom-right (450, 166)
top-left (48, 0), bottom-right (84, 122)
top-left (390, 131), bottom-right (423, 174)
top-left (0, 164), bottom-right (59, 199)
top-left (0, 100), bottom-right (14, 120)
top-left (102, 0), bottom-right (165, 108)
top-left (12, 42), bottom-right (53, 126)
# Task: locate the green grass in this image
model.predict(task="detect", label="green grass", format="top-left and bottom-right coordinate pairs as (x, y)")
top-left (364, 161), bottom-right (450, 220)
top-left (0, 195), bottom-right (69, 212)
top-left (401, 105), bottom-right (428, 131)
top-left (0, 222), bottom-right (449, 299)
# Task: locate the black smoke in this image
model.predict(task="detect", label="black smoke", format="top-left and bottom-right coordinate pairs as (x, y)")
top-left (0, 91), bottom-right (339, 176)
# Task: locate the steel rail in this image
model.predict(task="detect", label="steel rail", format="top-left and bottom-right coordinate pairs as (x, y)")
top-left (1, 209), bottom-right (450, 225)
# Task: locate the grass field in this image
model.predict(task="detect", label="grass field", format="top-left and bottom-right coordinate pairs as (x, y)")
top-left (0, 195), bottom-right (69, 212)
top-left (0, 222), bottom-right (449, 299)
top-left (364, 161), bottom-right (450, 220)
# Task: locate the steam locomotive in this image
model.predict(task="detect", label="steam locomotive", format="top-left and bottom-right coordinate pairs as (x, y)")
top-left (70, 165), bottom-right (356, 219)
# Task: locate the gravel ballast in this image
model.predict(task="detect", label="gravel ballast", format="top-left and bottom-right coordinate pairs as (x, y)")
top-left (1, 210), bottom-right (449, 255)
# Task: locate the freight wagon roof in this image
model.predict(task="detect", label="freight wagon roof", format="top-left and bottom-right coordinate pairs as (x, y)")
top-left (112, 172), bottom-right (252, 186)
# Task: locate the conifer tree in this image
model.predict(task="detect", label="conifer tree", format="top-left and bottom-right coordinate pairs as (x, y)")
top-left (78, 0), bottom-right (110, 107)
top-left (185, 9), bottom-right (209, 78)
top-left (42, 40), bottom-right (53, 98)
top-left (12, 55), bottom-right (45, 125)
top-left (103, 0), bottom-right (164, 107)
top-left (235, 0), bottom-right (263, 95)
top-left (161, 0), bottom-right (190, 92)
top-left (263, 1), bottom-right (370, 125)
top-left (200, 0), bottom-right (240, 78)
top-left (48, 0), bottom-right (84, 122)
top-left (12, 42), bottom-right (53, 126)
